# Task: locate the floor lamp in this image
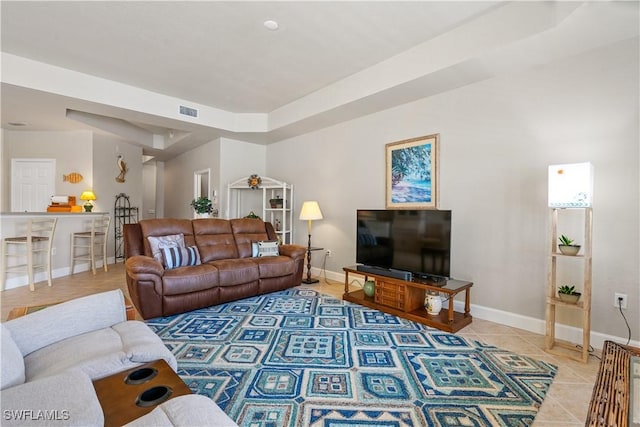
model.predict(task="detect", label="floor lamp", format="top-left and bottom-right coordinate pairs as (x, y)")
top-left (299, 201), bottom-right (323, 284)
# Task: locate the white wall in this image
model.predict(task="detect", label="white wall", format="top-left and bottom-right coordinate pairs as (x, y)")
top-left (164, 140), bottom-right (218, 218)
top-left (266, 37), bottom-right (639, 341)
top-left (92, 134), bottom-right (143, 259)
top-left (1, 130), bottom-right (93, 211)
top-left (219, 138), bottom-right (266, 218)
top-left (92, 135), bottom-right (142, 214)
top-left (142, 161), bottom-right (157, 219)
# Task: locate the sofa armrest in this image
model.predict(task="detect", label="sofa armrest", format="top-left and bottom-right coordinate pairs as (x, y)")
top-left (279, 244), bottom-right (306, 260)
top-left (126, 255), bottom-right (165, 276)
top-left (0, 369), bottom-right (104, 426)
top-left (4, 290), bottom-right (127, 356)
top-left (125, 255), bottom-right (166, 320)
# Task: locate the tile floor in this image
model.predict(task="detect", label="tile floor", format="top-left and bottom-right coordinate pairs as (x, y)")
top-left (1, 263), bottom-right (600, 425)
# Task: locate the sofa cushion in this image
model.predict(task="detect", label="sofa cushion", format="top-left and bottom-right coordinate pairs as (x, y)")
top-left (140, 219), bottom-right (195, 257)
top-left (162, 263), bottom-right (220, 295)
top-left (230, 218), bottom-right (270, 258)
top-left (148, 233), bottom-right (185, 262)
top-left (253, 256), bottom-right (296, 279)
top-left (4, 289), bottom-right (126, 357)
top-left (193, 219), bottom-right (239, 262)
top-left (1, 324), bottom-right (25, 390)
top-left (24, 321), bottom-right (176, 381)
top-left (0, 370), bottom-right (104, 427)
top-left (162, 245), bottom-right (201, 269)
top-left (124, 395), bottom-right (238, 427)
top-left (210, 259), bottom-right (259, 286)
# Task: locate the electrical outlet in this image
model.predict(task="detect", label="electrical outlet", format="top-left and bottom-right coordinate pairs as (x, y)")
top-left (614, 293), bottom-right (628, 309)
top-left (51, 247), bottom-right (56, 256)
top-left (325, 249), bottom-right (332, 257)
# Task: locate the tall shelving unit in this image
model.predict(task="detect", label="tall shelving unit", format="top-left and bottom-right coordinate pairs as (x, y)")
top-left (545, 207), bottom-right (593, 363)
top-left (226, 176), bottom-right (294, 244)
top-left (114, 193), bottom-right (139, 262)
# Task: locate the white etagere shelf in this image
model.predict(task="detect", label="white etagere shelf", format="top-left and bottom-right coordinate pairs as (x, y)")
top-left (226, 176), bottom-right (294, 244)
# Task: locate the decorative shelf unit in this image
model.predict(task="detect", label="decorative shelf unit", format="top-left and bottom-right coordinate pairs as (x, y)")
top-left (545, 207), bottom-right (593, 363)
top-left (226, 176), bottom-right (294, 244)
top-left (114, 193), bottom-right (139, 263)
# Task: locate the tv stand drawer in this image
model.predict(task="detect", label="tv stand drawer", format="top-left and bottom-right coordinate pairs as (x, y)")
top-left (374, 281), bottom-right (404, 309)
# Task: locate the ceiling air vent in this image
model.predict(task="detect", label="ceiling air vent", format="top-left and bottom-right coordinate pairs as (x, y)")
top-left (179, 105), bottom-right (198, 118)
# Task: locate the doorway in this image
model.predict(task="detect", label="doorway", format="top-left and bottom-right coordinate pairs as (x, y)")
top-left (11, 159), bottom-right (56, 212)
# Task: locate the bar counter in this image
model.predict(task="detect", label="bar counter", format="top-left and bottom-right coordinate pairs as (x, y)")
top-left (1, 212), bottom-right (112, 290)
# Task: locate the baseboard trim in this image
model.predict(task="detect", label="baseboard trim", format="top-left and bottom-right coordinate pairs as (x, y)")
top-left (2, 257), bottom-right (117, 290)
top-left (316, 267), bottom-right (639, 350)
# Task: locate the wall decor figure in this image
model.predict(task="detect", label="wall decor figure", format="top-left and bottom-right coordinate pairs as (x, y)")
top-left (116, 155), bottom-right (128, 183)
top-left (386, 134), bottom-right (439, 209)
top-left (247, 174), bottom-right (262, 189)
top-left (62, 172), bottom-right (83, 183)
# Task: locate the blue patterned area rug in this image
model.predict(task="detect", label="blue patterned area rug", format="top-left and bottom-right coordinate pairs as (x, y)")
top-left (146, 288), bottom-right (557, 427)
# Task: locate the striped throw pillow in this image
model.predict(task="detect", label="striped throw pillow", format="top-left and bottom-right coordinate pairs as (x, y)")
top-left (161, 245), bottom-right (201, 269)
top-left (257, 240), bottom-right (279, 257)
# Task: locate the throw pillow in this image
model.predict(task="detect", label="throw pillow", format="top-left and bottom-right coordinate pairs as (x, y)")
top-left (147, 234), bottom-right (185, 262)
top-left (161, 246), bottom-right (201, 269)
top-left (256, 240), bottom-right (279, 257)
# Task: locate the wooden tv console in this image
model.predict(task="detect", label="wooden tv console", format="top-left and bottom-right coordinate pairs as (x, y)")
top-left (342, 266), bottom-right (473, 333)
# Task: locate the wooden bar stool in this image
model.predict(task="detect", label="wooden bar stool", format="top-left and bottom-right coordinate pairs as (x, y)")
top-left (70, 214), bottom-right (111, 275)
top-left (1, 218), bottom-right (58, 291)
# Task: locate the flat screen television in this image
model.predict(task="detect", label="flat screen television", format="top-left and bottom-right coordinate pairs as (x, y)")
top-left (356, 209), bottom-right (452, 280)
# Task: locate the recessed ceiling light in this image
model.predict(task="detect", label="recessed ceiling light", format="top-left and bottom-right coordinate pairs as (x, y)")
top-left (8, 122), bottom-right (27, 127)
top-left (263, 20), bottom-right (279, 31)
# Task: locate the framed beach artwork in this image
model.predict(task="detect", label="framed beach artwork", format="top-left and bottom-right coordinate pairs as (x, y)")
top-left (385, 134), bottom-right (439, 209)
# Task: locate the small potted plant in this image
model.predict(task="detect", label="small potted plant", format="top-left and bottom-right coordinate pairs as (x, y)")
top-left (191, 197), bottom-right (212, 218)
top-left (558, 234), bottom-right (581, 256)
top-left (558, 285), bottom-right (581, 303)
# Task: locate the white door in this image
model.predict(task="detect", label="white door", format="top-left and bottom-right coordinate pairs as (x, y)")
top-left (11, 159), bottom-right (56, 212)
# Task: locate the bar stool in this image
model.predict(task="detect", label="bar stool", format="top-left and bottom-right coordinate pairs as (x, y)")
top-left (1, 218), bottom-right (58, 291)
top-left (70, 214), bottom-right (111, 275)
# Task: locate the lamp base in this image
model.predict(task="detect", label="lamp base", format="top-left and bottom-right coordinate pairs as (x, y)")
top-left (301, 278), bottom-right (319, 284)
top-left (84, 204), bottom-right (93, 212)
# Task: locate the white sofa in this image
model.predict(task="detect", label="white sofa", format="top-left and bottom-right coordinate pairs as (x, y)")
top-left (1, 289), bottom-right (237, 426)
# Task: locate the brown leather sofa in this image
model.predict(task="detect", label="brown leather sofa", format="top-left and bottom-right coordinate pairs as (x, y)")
top-left (123, 218), bottom-right (306, 319)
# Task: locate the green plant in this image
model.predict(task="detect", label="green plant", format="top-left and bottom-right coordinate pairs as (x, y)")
top-left (190, 197), bottom-right (212, 214)
top-left (558, 235), bottom-right (576, 246)
top-left (558, 285), bottom-right (578, 295)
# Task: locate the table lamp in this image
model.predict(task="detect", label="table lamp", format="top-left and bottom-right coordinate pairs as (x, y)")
top-left (80, 190), bottom-right (97, 212)
top-left (299, 201), bottom-right (323, 284)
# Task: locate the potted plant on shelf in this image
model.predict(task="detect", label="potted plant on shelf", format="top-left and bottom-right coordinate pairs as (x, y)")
top-left (191, 197), bottom-right (212, 218)
top-left (558, 285), bottom-right (581, 303)
top-left (558, 234), bottom-right (581, 255)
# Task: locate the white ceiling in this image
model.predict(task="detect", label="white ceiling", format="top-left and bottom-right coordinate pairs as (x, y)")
top-left (1, 1), bottom-right (638, 160)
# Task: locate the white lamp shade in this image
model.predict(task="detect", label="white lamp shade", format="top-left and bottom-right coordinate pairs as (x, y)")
top-left (299, 201), bottom-right (323, 221)
top-left (548, 162), bottom-right (593, 207)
